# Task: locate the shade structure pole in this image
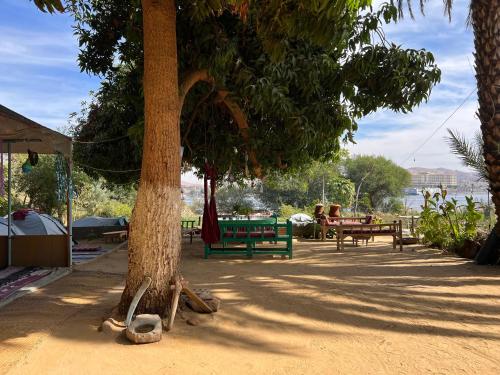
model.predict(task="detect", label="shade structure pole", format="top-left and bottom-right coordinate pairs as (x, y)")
top-left (66, 143), bottom-right (73, 267)
top-left (7, 141), bottom-right (12, 266)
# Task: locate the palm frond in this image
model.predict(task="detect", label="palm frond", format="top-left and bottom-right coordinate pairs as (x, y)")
top-left (396, 0), bottom-right (452, 21)
top-left (446, 128), bottom-right (489, 181)
top-left (473, 130), bottom-right (484, 151)
top-left (443, 0), bottom-right (452, 21)
top-left (32, 0), bottom-right (65, 13)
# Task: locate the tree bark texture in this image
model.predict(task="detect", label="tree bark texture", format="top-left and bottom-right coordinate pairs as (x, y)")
top-left (119, 0), bottom-right (181, 315)
top-left (471, 0), bottom-right (500, 238)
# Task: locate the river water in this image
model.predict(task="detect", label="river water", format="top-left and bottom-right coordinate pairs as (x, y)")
top-left (402, 192), bottom-right (491, 212)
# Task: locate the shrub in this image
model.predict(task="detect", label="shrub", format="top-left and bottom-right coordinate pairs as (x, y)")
top-left (417, 188), bottom-right (482, 250)
top-left (279, 204), bottom-right (308, 219)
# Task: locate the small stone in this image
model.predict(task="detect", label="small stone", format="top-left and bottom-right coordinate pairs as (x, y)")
top-left (101, 318), bottom-right (126, 335)
top-left (186, 314), bottom-right (215, 326)
top-left (187, 317), bottom-right (201, 326)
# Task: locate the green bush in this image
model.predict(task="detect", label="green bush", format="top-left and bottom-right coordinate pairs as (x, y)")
top-left (279, 204), bottom-right (307, 219)
top-left (382, 197), bottom-right (405, 214)
top-left (96, 200), bottom-right (133, 218)
top-left (417, 189), bottom-right (482, 250)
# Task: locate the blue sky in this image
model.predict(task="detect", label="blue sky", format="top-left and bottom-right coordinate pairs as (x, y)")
top-left (349, 0), bottom-right (477, 171)
top-left (0, 0), bottom-right (477, 172)
top-left (0, 0), bottom-right (99, 130)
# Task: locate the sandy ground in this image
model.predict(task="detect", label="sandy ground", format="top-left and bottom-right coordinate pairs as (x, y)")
top-left (0, 238), bottom-right (499, 375)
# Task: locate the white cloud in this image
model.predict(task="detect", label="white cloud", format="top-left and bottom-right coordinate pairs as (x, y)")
top-left (0, 26), bottom-right (76, 67)
top-left (348, 100), bottom-right (479, 170)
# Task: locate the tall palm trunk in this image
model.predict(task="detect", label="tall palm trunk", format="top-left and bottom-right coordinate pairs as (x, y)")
top-left (471, 0), bottom-right (500, 253)
top-left (118, 0), bottom-right (181, 314)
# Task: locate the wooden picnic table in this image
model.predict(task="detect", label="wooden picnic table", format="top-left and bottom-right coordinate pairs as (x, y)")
top-left (102, 230), bottom-right (128, 243)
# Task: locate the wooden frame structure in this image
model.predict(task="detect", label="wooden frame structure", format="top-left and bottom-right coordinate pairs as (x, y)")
top-left (335, 220), bottom-right (404, 251)
top-left (0, 104), bottom-right (73, 268)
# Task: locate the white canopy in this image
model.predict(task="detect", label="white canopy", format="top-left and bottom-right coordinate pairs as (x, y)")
top-left (0, 104), bottom-right (72, 156)
top-left (0, 104), bottom-right (73, 267)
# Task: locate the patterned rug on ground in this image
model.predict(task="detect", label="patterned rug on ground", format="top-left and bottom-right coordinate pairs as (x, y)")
top-left (72, 246), bottom-right (108, 264)
top-left (0, 267), bottom-right (52, 301)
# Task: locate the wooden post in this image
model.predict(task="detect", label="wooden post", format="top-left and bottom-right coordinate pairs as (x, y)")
top-left (399, 219), bottom-right (403, 252)
top-left (7, 141), bottom-right (11, 266)
top-left (336, 226), bottom-right (342, 251)
top-left (66, 145), bottom-right (73, 267)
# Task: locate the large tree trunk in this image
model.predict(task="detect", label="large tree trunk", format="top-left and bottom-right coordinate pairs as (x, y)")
top-left (471, 0), bottom-right (500, 259)
top-left (118, 0), bottom-right (181, 315)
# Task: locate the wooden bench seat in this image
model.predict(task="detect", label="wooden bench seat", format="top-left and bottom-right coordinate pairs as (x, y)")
top-left (204, 219), bottom-right (293, 259)
top-left (320, 216), bottom-right (368, 240)
top-left (335, 220), bottom-right (403, 251)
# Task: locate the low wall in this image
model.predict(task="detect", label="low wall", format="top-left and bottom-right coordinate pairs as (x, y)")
top-left (73, 226), bottom-right (128, 241)
top-left (0, 235), bottom-right (70, 268)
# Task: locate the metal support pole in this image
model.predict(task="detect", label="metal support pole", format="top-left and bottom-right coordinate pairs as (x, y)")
top-left (7, 142), bottom-right (12, 266)
top-left (66, 145), bottom-right (73, 267)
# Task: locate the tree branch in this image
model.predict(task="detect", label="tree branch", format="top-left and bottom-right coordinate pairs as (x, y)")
top-left (181, 85), bottom-right (215, 146)
top-left (217, 90), bottom-right (263, 178)
top-left (178, 69), bottom-right (214, 110)
top-left (178, 70), bottom-right (263, 178)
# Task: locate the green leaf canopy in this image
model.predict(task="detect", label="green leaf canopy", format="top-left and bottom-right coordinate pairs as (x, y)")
top-left (69, 1), bottom-right (440, 183)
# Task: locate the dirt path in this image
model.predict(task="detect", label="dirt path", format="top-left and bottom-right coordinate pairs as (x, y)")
top-left (0, 239), bottom-right (499, 374)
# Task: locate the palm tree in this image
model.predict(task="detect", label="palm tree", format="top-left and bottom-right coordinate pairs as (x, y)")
top-left (447, 128), bottom-right (488, 181)
top-left (400, 0), bottom-right (500, 257)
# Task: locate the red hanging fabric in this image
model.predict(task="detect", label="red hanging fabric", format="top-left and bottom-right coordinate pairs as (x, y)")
top-left (209, 168), bottom-right (220, 241)
top-left (201, 163), bottom-right (220, 244)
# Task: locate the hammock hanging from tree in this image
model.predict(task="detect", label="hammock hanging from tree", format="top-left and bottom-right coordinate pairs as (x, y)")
top-left (201, 162), bottom-right (220, 244)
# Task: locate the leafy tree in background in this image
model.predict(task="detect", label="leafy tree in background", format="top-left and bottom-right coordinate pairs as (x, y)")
top-left (343, 155), bottom-right (411, 211)
top-left (73, 178), bottom-right (136, 219)
top-left (13, 156), bottom-right (89, 221)
top-left (216, 185), bottom-right (256, 215)
top-left (259, 161), bottom-right (355, 209)
top-left (34, 0), bottom-right (441, 314)
top-left (12, 155), bottom-right (136, 221)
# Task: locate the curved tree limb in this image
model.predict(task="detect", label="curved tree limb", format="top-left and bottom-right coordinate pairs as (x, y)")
top-left (178, 69), bottom-right (214, 110)
top-left (216, 90), bottom-right (263, 178)
top-left (181, 84), bottom-right (215, 146)
top-left (178, 70), bottom-right (263, 178)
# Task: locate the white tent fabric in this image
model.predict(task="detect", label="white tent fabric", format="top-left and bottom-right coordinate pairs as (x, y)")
top-left (0, 217), bottom-right (24, 235)
top-left (0, 104), bottom-right (72, 156)
top-left (73, 216), bottom-right (128, 228)
top-left (6, 211), bottom-right (67, 235)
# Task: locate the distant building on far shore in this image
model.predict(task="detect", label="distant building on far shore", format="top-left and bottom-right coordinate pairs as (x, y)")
top-left (410, 171), bottom-right (457, 188)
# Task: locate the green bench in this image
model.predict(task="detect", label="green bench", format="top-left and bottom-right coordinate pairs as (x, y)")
top-left (204, 218), bottom-right (293, 259)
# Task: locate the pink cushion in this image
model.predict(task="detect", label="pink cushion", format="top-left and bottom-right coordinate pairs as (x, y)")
top-left (343, 229), bottom-right (394, 235)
